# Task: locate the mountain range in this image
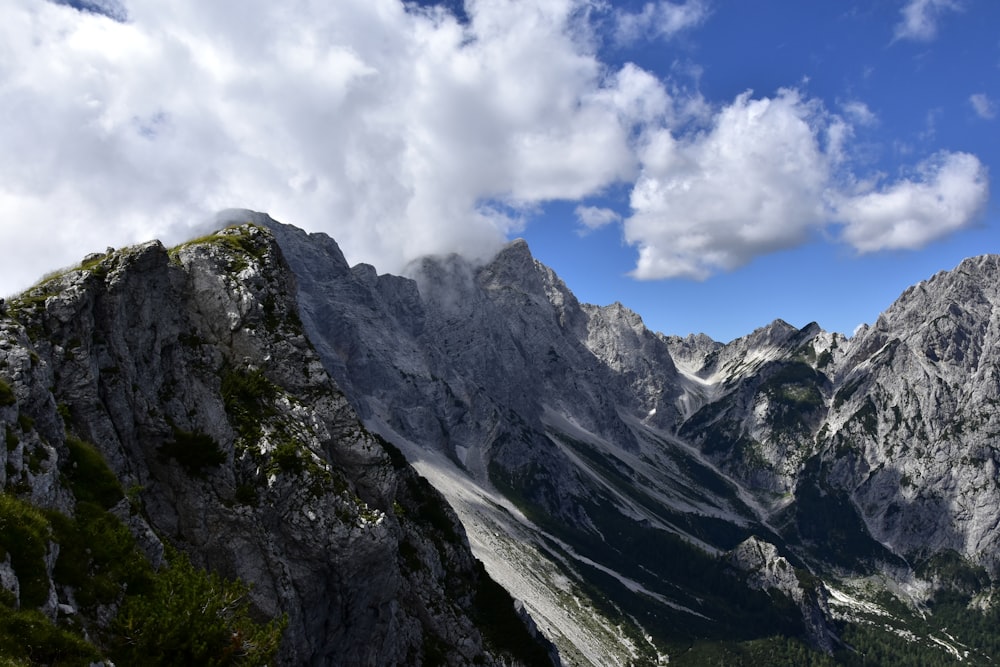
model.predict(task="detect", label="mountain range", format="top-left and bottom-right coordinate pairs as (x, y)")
top-left (2, 210), bottom-right (999, 665)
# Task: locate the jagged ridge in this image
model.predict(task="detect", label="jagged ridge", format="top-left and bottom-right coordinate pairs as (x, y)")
top-left (0, 223), bottom-right (557, 666)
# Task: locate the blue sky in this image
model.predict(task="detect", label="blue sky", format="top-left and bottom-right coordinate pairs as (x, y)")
top-left (519, 0), bottom-right (1000, 340)
top-left (2, 0), bottom-right (998, 341)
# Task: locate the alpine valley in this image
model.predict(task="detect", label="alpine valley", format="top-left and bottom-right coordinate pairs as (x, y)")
top-left (2, 211), bottom-right (1000, 666)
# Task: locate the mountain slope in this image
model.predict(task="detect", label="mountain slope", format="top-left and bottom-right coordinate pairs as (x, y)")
top-left (0, 224), bottom-right (557, 665)
top-left (254, 211), bottom-right (1000, 665)
top-left (257, 214), bottom-right (838, 663)
top-left (5, 210), bottom-right (1000, 666)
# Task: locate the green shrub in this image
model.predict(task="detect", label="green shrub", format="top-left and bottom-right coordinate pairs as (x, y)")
top-left (221, 367), bottom-right (277, 445)
top-left (64, 435), bottom-right (123, 509)
top-left (110, 552), bottom-right (285, 666)
top-left (160, 426), bottom-right (226, 476)
top-left (49, 502), bottom-right (153, 610)
top-left (0, 379), bottom-right (14, 407)
top-left (233, 484), bottom-right (258, 506)
top-left (0, 494), bottom-right (52, 609)
top-left (4, 427), bottom-right (17, 452)
top-left (0, 608), bottom-right (99, 665)
top-left (270, 439), bottom-right (304, 475)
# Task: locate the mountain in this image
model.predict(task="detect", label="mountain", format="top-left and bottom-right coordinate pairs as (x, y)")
top-left (3, 211), bottom-right (1000, 665)
top-left (0, 225), bottom-right (557, 665)
top-left (258, 212), bottom-right (1000, 665)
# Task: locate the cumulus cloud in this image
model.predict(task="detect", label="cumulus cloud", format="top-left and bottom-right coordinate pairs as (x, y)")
top-left (614, 0), bottom-right (709, 45)
top-left (625, 89), bottom-right (834, 279)
top-left (836, 152), bottom-right (989, 252)
top-left (894, 0), bottom-right (963, 42)
top-left (0, 0), bottom-right (676, 294)
top-left (0, 0), bottom-right (990, 295)
top-left (970, 93), bottom-right (997, 120)
top-left (620, 88), bottom-right (988, 280)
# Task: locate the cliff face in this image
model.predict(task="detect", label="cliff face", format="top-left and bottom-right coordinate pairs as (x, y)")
top-left (821, 255), bottom-right (1000, 569)
top-left (0, 224), bottom-right (557, 666)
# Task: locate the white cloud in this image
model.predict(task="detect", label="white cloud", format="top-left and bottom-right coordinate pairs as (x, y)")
top-left (614, 0), bottom-right (709, 45)
top-left (894, 0), bottom-right (963, 42)
top-left (575, 206), bottom-right (621, 233)
top-left (836, 152), bottom-right (989, 252)
top-left (621, 89), bottom-right (989, 280)
top-left (0, 0), bottom-right (667, 294)
top-left (0, 0), bottom-right (990, 296)
top-left (842, 101), bottom-right (877, 127)
top-left (625, 89), bottom-right (833, 279)
top-left (970, 93), bottom-right (997, 120)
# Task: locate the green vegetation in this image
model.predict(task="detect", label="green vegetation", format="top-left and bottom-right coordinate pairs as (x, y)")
top-left (0, 608), bottom-right (99, 665)
top-left (0, 494), bottom-right (52, 609)
top-left (260, 294), bottom-right (303, 336)
top-left (916, 550), bottom-right (991, 593)
top-left (833, 377), bottom-right (864, 410)
top-left (110, 551), bottom-right (285, 666)
top-left (763, 362), bottom-right (825, 408)
top-left (77, 253), bottom-right (109, 279)
top-left (671, 636), bottom-right (837, 666)
top-left (64, 435), bottom-right (123, 508)
top-left (233, 483), bottom-right (259, 506)
top-left (760, 362), bottom-right (827, 432)
top-left (850, 398), bottom-right (879, 437)
top-left (170, 225), bottom-right (269, 274)
top-left (488, 448), bottom-right (804, 652)
top-left (16, 415), bottom-right (32, 433)
top-left (49, 503), bottom-right (153, 611)
top-left (776, 457), bottom-right (905, 572)
top-left (270, 438), bottom-right (305, 475)
top-left (0, 379), bottom-right (14, 407)
top-left (0, 435), bottom-right (286, 664)
top-left (160, 425), bottom-right (226, 476)
top-left (221, 366), bottom-right (277, 445)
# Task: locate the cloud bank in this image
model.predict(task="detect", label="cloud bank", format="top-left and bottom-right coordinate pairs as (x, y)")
top-left (0, 0), bottom-right (989, 294)
top-left (625, 90), bottom-right (988, 279)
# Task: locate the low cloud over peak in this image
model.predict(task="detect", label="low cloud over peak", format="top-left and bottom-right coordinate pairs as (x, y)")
top-left (0, 0), bottom-right (991, 294)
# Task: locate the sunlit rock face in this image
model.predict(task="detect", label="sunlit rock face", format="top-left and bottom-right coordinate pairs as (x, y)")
top-left (821, 255), bottom-right (1000, 570)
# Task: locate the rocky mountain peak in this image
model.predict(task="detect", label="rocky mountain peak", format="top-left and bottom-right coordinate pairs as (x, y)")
top-left (477, 237), bottom-right (550, 298)
top-left (0, 221), bottom-right (559, 666)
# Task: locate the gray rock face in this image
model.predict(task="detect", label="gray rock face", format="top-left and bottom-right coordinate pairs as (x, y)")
top-left (0, 223), bottom-right (556, 666)
top-left (8, 209), bottom-right (1000, 664)
top-left (672, 256), bottom-right (1000, 577)
top-left (257, 212), bottom-right (1000, 660)
top-left (727, 536), bottom-right (836, 653)
top-left (821, 255), bottom-right (1000, 571)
